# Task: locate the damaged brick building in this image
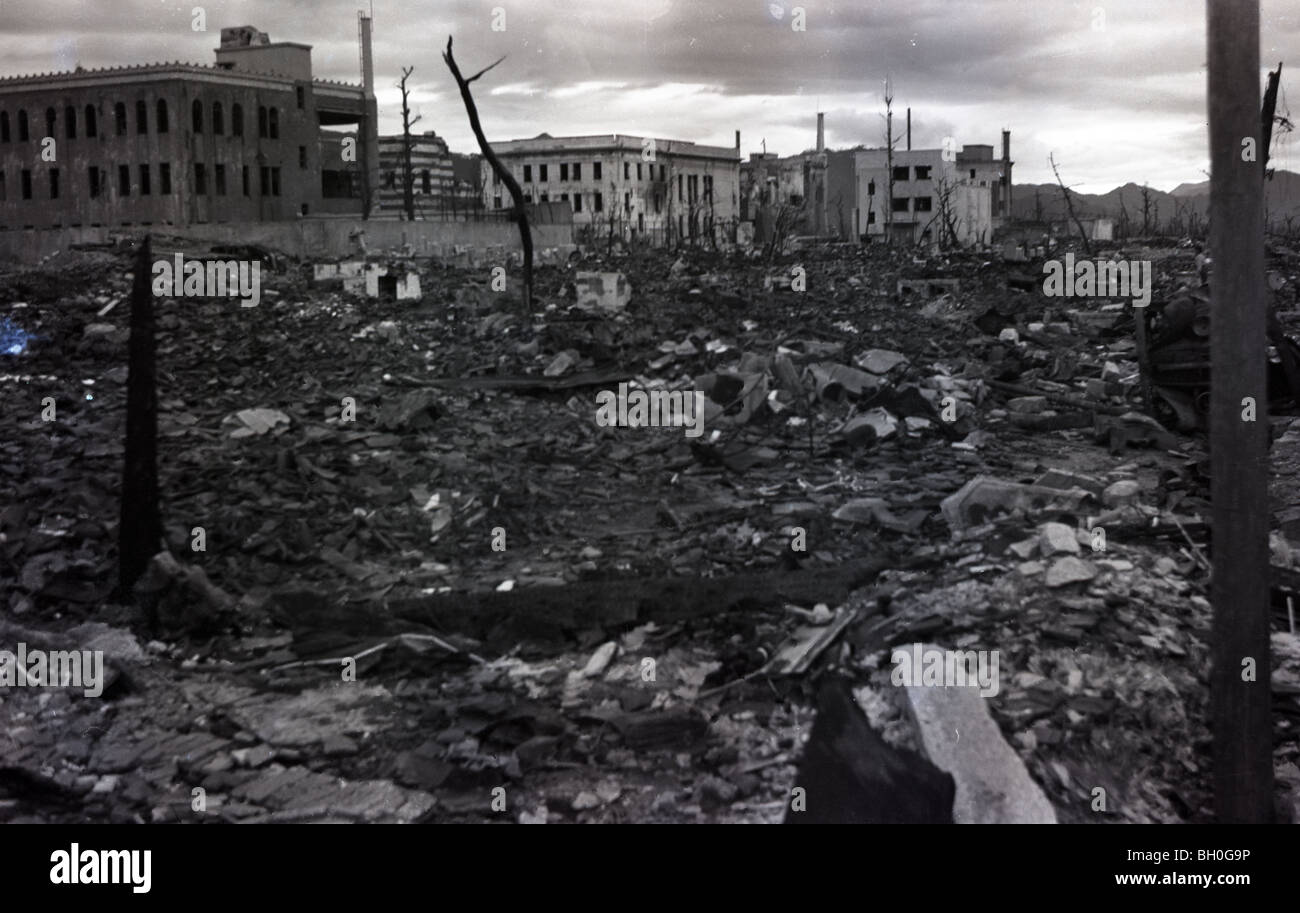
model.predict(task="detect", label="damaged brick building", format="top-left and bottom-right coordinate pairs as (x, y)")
top-left (0, 20), bottom-right (381, 230)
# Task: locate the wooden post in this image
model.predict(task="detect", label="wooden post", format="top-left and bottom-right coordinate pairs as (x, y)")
top-left (1207, 0), bottom-right (1273, 822)
top-left (118, 236), bottom-right (161, 597)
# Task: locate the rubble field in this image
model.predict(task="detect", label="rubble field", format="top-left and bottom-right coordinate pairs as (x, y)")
top-left (2, 236), bottom-right (1299, 824)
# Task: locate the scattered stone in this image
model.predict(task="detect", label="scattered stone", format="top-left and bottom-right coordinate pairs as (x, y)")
top-left (1007, 538), bottom-right (1038, 560)
top-left (1098, 559), bottom-right (1134, 571)
top-left (855, 348), bottom-right (909, 374)
top-left (696, 775), bottom-right (739, 809)
top-left (1006, 396), bottom-right (1047, 413)
top-left (572, 791), bottom-right (601, 811)
top-left (544, 351), bottom-right (577, 377)
top-left (224, 408), bottom-right (291, 438)
top-left (582, 641), bottom-right (619, 678)
top-left (1045, 557), bottom-right (1098, 587)
top-left (1035, 469), bottom-right (1105, 498)
top-left (1039, 521), bottom-right (1081, 556)
top-left (1017, 561), bottom-right (1045, 577)
top-left (322, 735), bottom-right (359, 757)
top-left (518, 805), bottom-right (548, 824)
top-left (231, 745), bottom-right (276, 768)
top-left (1102, 479), bottom-right (1142, 507)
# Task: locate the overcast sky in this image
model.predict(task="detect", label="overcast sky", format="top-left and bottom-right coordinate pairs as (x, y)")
top-left (3, 0), bottom-right (1300, 192)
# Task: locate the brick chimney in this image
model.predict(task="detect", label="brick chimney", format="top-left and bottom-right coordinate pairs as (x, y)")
top-left (816, 113), bottom-right (825, 153)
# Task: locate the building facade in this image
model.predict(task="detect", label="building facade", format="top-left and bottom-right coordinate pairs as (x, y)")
top-left (851, 146), bottom-right (993, 247)
top-left (955, 130), bottom-right (1013, 223)
top-left (376, 133), bottom-right (484, 219)
top-left (481, 133), bottom-right (741, 244)
top-left (0, 21), bottom-right (380, 230)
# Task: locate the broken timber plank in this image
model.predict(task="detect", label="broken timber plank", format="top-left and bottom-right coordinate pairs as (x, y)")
top-left (389, 557), bottom-right (889, 647)
top-left (899, 643), bottom-right (1056, 823)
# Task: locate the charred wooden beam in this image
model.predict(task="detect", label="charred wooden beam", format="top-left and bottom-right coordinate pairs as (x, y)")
top-left (118, 236), bottom-right (162, 597)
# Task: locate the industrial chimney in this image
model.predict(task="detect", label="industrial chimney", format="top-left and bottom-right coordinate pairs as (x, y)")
top-left (816, 112), bottom-right (824, 153)
top-left (359, 11), bottom-right (375, 99)
top-left (907, 108), bottom-right (911, 151)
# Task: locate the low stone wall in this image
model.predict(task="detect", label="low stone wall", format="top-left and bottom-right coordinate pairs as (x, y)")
top-left (0, 217), bottom-right (574, 265)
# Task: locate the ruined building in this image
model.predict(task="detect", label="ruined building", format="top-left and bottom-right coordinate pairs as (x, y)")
top-left (482, 132), bottom-right (742, 244)
top-left (376, 131), bottom-right (483, 218)
top-left (0, 18), bottom-right (381, 230)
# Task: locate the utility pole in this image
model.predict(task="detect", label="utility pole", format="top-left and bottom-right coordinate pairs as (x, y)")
top-left (398, 66), bottom-right (421, 222)
top-left (1261, 62), bottom-right (1282, 177)
top-left (1207, 0), bottom-right (1273, 823)
top-left (119, 237), bottom-right (161, 599)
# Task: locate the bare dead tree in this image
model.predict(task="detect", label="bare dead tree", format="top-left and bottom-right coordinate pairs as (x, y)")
top-left (443, 37), bottom-right (532, 310)
top-left (1139, 182), bottom-right (1153, 235)
top-left (766, 203), bottom-right (797, 262)
top-left (398, 66), bottom-right (421, 222)
top-left (1049, 152), bottom-right (1092, 255)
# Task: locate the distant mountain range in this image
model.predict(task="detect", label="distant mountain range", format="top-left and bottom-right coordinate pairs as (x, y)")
top-left (1011, 170), bottom-right (1300, 230)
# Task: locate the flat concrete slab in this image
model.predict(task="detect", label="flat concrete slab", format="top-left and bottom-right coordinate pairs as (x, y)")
top-left (899, 643), bottom-right (1056, 824)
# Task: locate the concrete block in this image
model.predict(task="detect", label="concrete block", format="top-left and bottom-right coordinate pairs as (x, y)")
top-left (395, 271), bottom-right (421, 300)
top-left (940, 475), bottom-right (1089, 530)
top-left (900, 643), bottom-right (1056, 824)
top-left (363, 263), bottom-right (386, 298)
top-left (574, 272), bottom-right (632, 312)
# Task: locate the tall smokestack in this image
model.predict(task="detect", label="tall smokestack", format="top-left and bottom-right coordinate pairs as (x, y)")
top-left (816, 113), bottom-right (824, 153)
top-left (906, 108), bottom-right (911, 151)
top-left (1001, 129), bottom-right (1012, 217)
top-left (735, 129), bottom-right (741, 152)
top-left (359, 11), bottom-right (375, 99)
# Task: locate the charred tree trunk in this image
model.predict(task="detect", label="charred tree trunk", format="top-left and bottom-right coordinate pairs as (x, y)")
top-left (118, 236), bottom-right (161, 596)
top-left (1049, 153), bottom-right (1092, 256)
top-left (443, 37), bottom-right (532, 312)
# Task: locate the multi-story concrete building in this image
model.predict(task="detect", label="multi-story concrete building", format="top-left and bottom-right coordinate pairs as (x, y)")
top-left (481, 132), bottom-right (741, 244)
top-left (0, 20), bottom-right (380, 230)
top-left (850, 145), bottom-right (994, 247)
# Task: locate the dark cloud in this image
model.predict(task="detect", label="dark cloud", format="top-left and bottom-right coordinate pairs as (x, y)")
top-left (2, 0), bottom-right (1298, 190)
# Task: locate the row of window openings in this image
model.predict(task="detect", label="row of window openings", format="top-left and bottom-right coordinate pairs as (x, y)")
top-left (384, 170), bottom-right (439, 194)
top-left (0, 163), bottom-right (283, 200)
top-left (503, 182), bottom-right (716, 215)
top-left (0, 101), bottom-right (282, 141)
top-left (514, 171), bottom-right (711, 206)
top-left (513, 161), bottom-right (676, 185)
top-left (875, 167), bottom-right (1004, 185)
top-left (871, 196), bottom-right (933, 217)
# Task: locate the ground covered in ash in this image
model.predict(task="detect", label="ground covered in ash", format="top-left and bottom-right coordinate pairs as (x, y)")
top-left (2, 237), bottom-right (1299, 823)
